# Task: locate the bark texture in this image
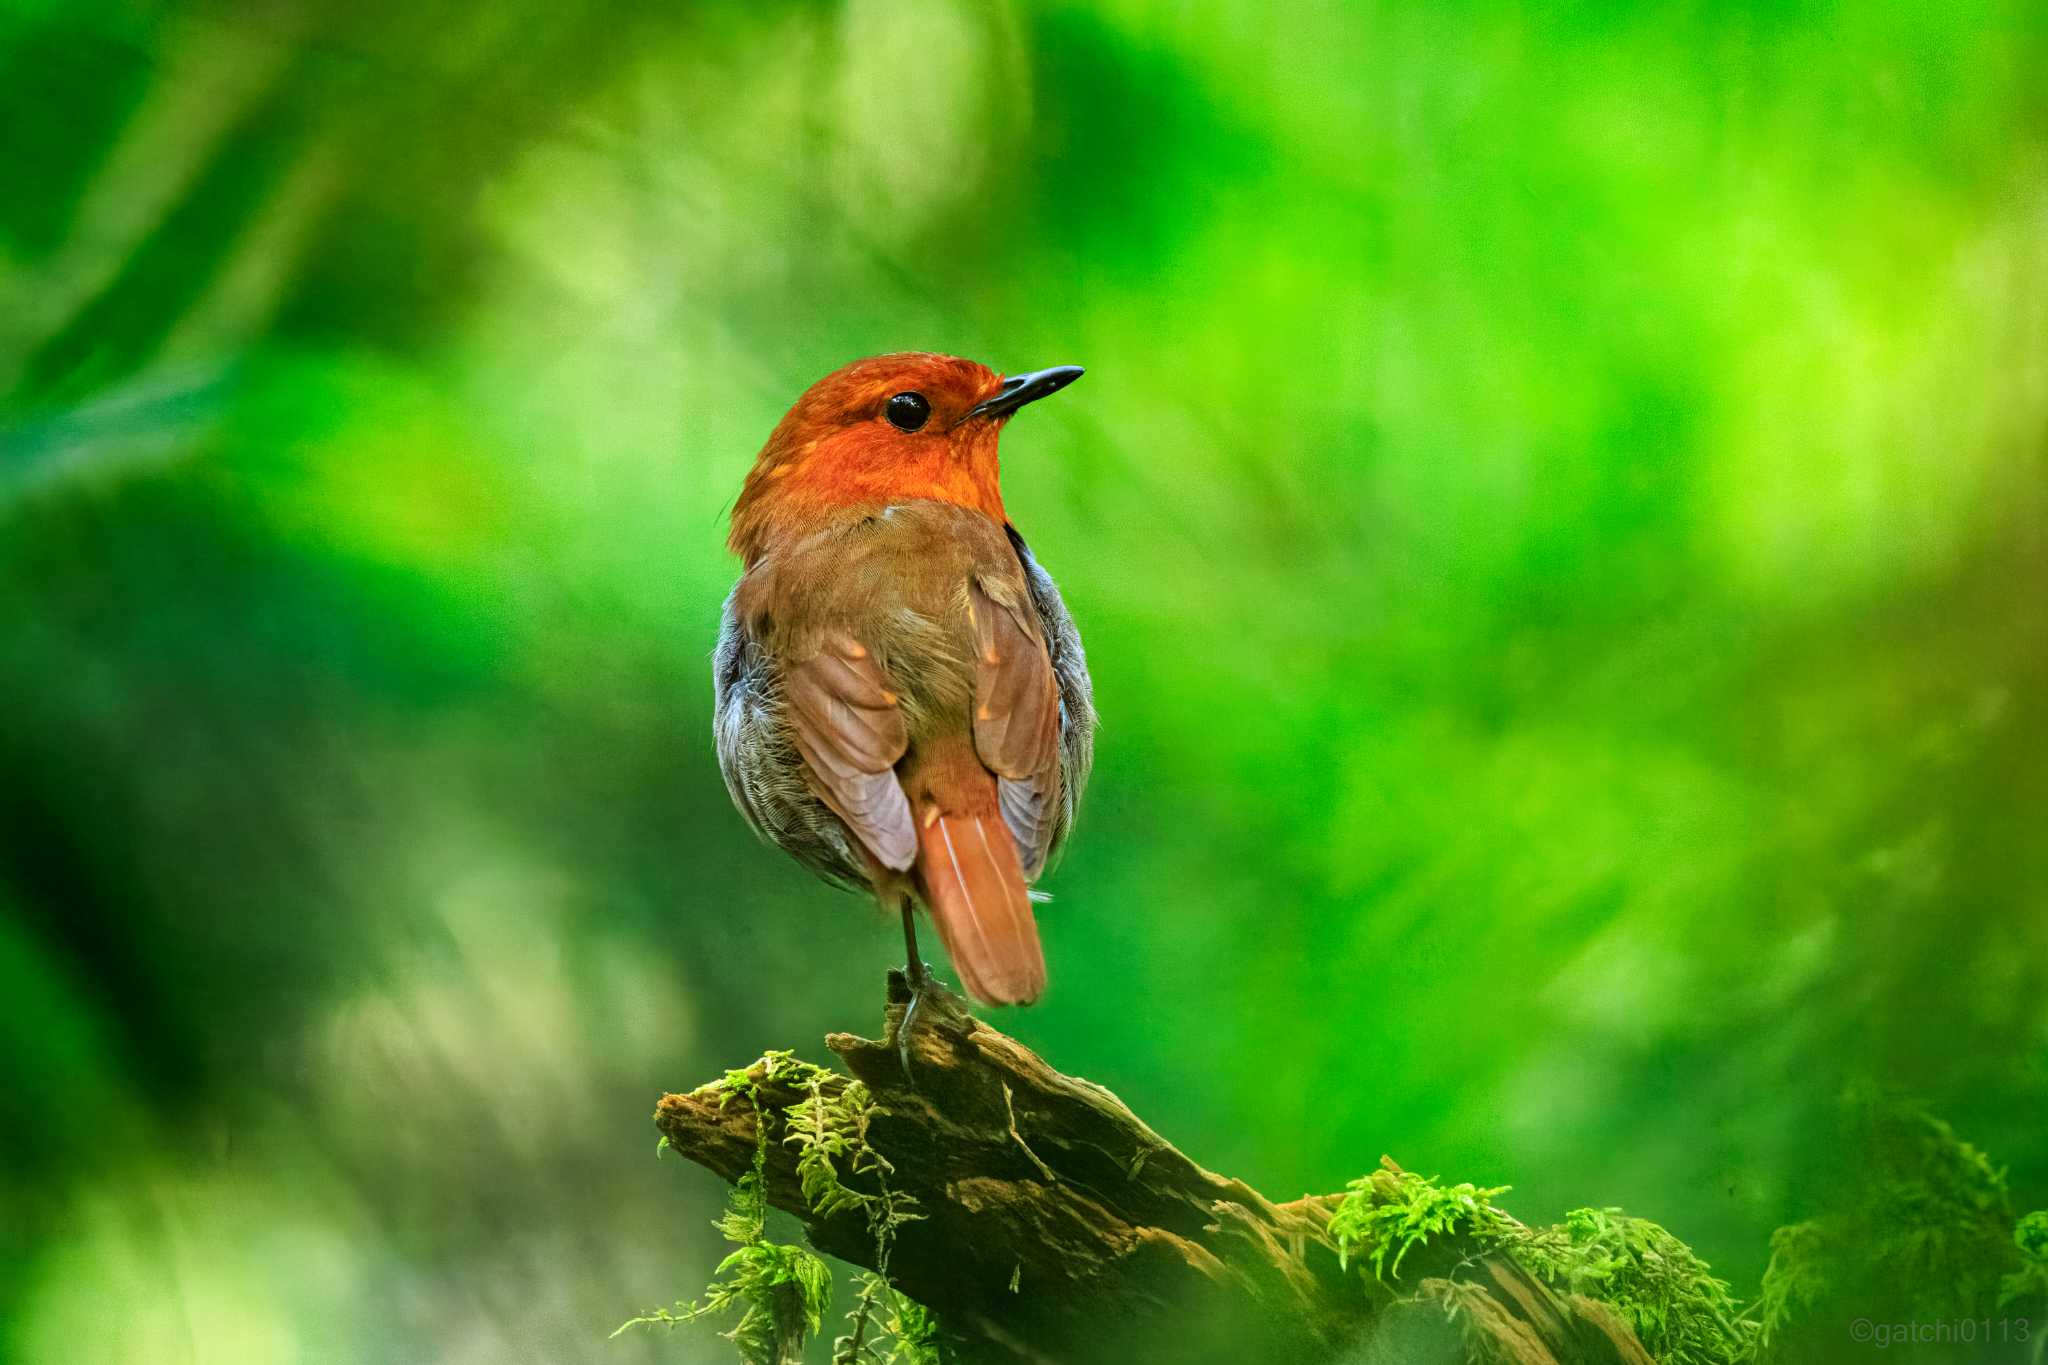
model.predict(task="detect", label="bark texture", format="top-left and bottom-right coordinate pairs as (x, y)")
top-left (654, 972), bottom-right (1655, 1365)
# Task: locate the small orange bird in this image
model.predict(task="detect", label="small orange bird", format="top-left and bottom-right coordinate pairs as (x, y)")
top-left (714, 353), bottom-right (1095, 1035)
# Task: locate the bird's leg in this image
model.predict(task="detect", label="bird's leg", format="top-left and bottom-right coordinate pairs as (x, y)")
top-left (896, 898), bottom-right (933, 1078)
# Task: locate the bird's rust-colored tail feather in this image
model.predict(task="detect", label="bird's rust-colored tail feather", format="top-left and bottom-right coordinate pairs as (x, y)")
top-left (914, 810), bottom-right (1045, 1006)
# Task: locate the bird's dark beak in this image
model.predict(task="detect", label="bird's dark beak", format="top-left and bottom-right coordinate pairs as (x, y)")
top-left (966, 365), bottom-right (1085, 421)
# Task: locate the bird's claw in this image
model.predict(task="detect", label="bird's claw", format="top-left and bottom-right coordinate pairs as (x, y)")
top-left (895, 960), bottom-right (938, 1080)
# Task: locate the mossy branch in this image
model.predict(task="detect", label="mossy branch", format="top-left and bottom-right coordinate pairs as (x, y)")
top-left (645, 971), bottom-right (1676, 1364)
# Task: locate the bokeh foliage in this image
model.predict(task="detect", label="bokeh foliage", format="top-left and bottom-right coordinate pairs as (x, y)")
top-left (3, 1), bottom-right (2045, 1360)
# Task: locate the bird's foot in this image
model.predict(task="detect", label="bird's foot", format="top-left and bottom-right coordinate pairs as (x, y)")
top-left (895, 960), bottom-right (939, 1079)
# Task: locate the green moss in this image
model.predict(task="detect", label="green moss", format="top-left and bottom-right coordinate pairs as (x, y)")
top-left (612, 1240), bottom-right (832, 1363)
top-left (1505, 1207), bottom-right (1754, 1365)
top-left (709, 1049), bottom-right (815, 1108)
top-left (786, 1075), bottom-right (905, 1225)
top-left (633, 1054), bottom-right (939, 1365)
top-left (651, 1073), bottom-right (2038, 1365)
top-left (616, 1084), bottom-right (833, 1362)
top-left (1753, 1220), bottom-right (1829, 1351)
top-left (1328, 1168), bottom-right (1753, 1365)
top-left (1748, 1093), bottom-right (2028, 1356)
top-left (833, 1271), bottom-right (943, 1365)
top-left (1327, 1097), bottom-right (2048, 1365)
top-left (1857, 1102), bottom-right (2014, 1297)
top-left (620, 1053), bottom-right (833, 1358)
top-left (1997, 1210), bottom-right (2048, 1311)
top-left (780, 1070), bottom-right (932, 1363)
top-left (1327, 1167), bottom-right (1512, 1281)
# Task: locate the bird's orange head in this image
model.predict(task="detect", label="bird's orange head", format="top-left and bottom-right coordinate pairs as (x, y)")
top-left (729, 352), bottom-right (1083, 561)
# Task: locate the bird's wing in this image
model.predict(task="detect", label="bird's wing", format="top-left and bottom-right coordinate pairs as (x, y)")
top-left (1004, 524), bottom-right (1096, 861)
top-left (969, 579), bottom-right (1064, 877)
top-left (783, 635), bottom-right (917, 872)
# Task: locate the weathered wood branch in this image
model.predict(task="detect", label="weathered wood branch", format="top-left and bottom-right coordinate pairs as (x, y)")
top-left (655, 972), bottom-right (1654, 1364)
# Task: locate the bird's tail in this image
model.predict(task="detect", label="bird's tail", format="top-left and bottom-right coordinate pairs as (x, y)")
top-left (914, 809), bottom-right (1045, 1006)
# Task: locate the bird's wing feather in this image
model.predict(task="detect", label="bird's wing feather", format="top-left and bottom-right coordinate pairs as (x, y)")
top-left (1004, 525), bottom-right (1095, 866)
top-left (969, 580), bottom-right (1063, 877)
top-left (783, 635), bottom-right (917, 872)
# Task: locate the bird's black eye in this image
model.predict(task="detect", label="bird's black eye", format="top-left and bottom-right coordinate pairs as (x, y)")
top-left (885, 391), bottom-right (931, 432)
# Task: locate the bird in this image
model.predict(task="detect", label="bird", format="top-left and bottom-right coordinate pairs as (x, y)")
top-left (713, 352), bottom-right (1095, 1049)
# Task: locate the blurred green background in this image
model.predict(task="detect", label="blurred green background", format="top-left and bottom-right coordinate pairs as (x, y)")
top-left (4, 1), bottom-right (2045, 1360)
